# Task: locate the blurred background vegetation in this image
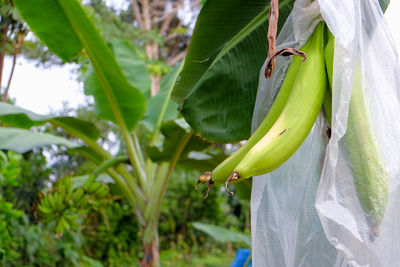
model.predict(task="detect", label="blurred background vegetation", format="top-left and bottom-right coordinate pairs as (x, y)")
top-left (0, 0), bottom-right (251, 265)
top-left (0, 146), bottom-right (249, 266)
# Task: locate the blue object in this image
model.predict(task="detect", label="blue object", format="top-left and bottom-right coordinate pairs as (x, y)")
top-left (230, 249), bottom-right (252, 267)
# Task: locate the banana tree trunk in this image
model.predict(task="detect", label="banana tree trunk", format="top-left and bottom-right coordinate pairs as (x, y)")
top-left (140, 236), bottom-right (160, 267)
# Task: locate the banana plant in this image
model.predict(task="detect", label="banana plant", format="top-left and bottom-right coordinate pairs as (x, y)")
top-left (0, 1), bottom-right (227, 266)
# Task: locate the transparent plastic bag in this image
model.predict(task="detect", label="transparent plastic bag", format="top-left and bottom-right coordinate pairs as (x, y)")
top-left (251, 0), bottom-right (400, 266)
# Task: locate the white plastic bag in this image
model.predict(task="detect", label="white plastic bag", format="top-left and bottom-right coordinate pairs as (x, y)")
top-left (251, 0), bottom-right (400, 266)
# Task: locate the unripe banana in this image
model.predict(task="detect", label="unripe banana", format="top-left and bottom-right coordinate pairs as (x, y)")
top-left (86, 181), bottom-right (103, 195)
top-left (229, 22), bottom-right (327, 183)
top-left (197, 27), bottom-right (307, 191)
top-left (64, 213), bottom-right (77, 229)
top-left (48, 195), bottom-right (57, 210)
top-left (37, 204), bottom-right (53, 215)
top-left (41, 195), bottom-right (52, 210)
top-left (55, 193), bottom-right (64, 210)
top-left (94, 185), bottom-right (108, 199)
top-left (324, 30), bottom-right (388, 235)
top-left (73, 188), bottom-right (85, 206)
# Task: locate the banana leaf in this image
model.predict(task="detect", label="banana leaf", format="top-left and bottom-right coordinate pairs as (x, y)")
top-left (0, 102), bottom-right (100, 141)
top-left (192, 222), bottom-right (251, 247)
top-left (172, 0), bottom-right (295, 143)
top-left (0, 127), bottom-right (78, 153)
top-left (14, 0), bottom-right (146, 131)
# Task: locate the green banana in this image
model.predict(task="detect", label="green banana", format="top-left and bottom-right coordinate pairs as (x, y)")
top-left (40, 194), bottom-right (52, 210)
top-left (55, 193), bottom-right (64, 210)
top-left (47, 195), bottom-right (57, 210)
top-left (86, 181), bottom-right (103, 195)
top-left (37, 204), bottom-right (53, 216)
top-left (324, 30), bottom-right (388, 234)
top-left (93, 185), bottom-right (108, 199)
top-left (73, 187), bottom-right (85, 206)
top-left (197, 25), bottom-right (308, 193)
top-left (228, 22), bottom-right (327, 183)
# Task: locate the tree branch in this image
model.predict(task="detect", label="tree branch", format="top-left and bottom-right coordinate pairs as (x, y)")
top-left (132, 0), bottom-right (144, 28)
top-left (159, 6), bottom-right (179, 35)
top-left (141, 0), bottom-right (152, 31)
top-left (0, 24), bottom-right (10, 93)
top-left (3, 33), bottom-right (23, 102)
top-left (167, 49), bottom-right (186, 66)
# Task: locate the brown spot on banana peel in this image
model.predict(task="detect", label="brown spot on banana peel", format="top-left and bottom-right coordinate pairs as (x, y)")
top-left (279, 128), bottom-right (289, 135)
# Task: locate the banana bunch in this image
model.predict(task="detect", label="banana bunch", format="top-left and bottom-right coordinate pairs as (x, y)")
top-left (324, 31), bottom-right (388, 235)
top-left (83, 179), bottom-right (109, 199)
top-left (198, 22), bottom-right (327, 194)
top-left (197, 21), bottom-right (388, 235)
top-left (38, 176), bottom-right (110, 235)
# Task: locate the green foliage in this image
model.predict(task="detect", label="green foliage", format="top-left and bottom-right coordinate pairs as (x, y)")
top-left (0, 150), bottom-right (21, 188)
top-left (147, 59), bottom-right (171, 76)
top-left (192, 222), bottom-right (250, 247)
top-left (161, 247), bottom-right (234, 267)
top-left (172, 0), bottom-right (295, 143)
top-left (9, 1), bottom-right (254, 266)
top-left (13, 0), bottom-right (82, 62)
top-left (15, 0), bottom-right (147, 131)
top-left (0, 145), bottom-right (248, 266)
top-left (84, 1), bottom-right (142, 45)
top-left (11, 150), bottom-right (51, 216)
top-left (146, 118), bottom-right (210, 163)
top-left (0, 199), bottom-right (24, 264)
top-left (0, 127), bottom-right (79, 153)
top-left (0, 150), bottom-right (100, 266)
top-left (158, 168), bottom-right (246, 248)
top-left (140, 64), bottom-right (181, 132)
top-left (80, 196), bottom-right (140, 266)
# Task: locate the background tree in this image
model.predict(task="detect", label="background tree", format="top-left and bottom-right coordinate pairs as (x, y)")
top-left (0, 0), bottom-right (26, 102)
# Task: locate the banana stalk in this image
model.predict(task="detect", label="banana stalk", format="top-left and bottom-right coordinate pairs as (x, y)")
top-left (229, 22), bottom-right (327, 184)
top-left (197, 26), bottom-right (308, 193)
top-left (324, 30), bottom-right (388, 235)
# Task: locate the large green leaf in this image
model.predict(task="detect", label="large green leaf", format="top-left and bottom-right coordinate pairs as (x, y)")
top-left (13, 0), bottom-right (82, 61)
top-left (146, 118), bottom-right (210, 163)
top-left (172, 0), bottom-right (295, 143)
top-left (110, 40), bottom-right (151, 97)
top-left (14, 0), bottom-right (146, 131)
top-left (141, 64), bottom-right (181, 132)
top-left (0, 103), bottom-right (100, 141)
top-left (0, 103), bottom-right (52, 128)
top-left (192, 222), bottom-right (251, 247)
top-left (50, 117), bottom-right (101, 141)
top-left (0, 128), bottom-right (78, 153)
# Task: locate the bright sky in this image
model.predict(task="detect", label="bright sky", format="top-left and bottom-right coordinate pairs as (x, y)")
top-left (2, 1), bottom-right (400, 115)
